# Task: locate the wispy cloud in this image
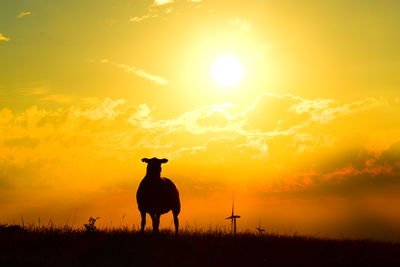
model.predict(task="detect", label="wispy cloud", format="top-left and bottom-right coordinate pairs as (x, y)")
top-left (291, 96), bottom-right (383, 124)
top-left (22, 87), bottom-right (49, 96)
top-left (131, 68), bottom-right (169, 85)
top-left (154, 0), bottom-right (202, 5)
top-left (246, 93), bottom-right (384, 134)
top-left (101, 59), bottom-right (169, 86)
top-left (129, 14), bottom-right (156, 22)
top-left (0, 33), bottom-right (11, 41)
top-left (16, 11), bottom-right (32, 18)
top-left (21, 86), bottom-right (74, 104)
top-left (40, 94), bottom-right (74, 104)
top-left (154, 0), bottom-right (173, 6)
top-left (130, 0), bottom-right (201, 23)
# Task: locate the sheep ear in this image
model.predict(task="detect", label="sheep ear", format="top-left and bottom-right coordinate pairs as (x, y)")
top-left (141, 158), bottom-right (149, 163)
top-left (161, 158), bottom-right (168, 164)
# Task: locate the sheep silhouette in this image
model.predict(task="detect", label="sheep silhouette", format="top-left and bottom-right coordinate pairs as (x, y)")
top-left (136, 157), bottom-right (181, 233)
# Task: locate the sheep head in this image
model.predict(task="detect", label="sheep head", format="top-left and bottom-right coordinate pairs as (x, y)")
top-left (142, 157), bottom-right (168, 177)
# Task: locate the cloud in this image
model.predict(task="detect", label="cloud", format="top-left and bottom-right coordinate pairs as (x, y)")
top-left (154, 0), bottom-right (173, 6)
top-left (0, 94), bottom-right (393, 194)
top-left (21, 87), bottom-right (74, 104)
top-left (245, 94), bottom-right (307, 133)
top-left (16, 11), bottom-right (32, 18)
top-left (292, 97), bottom-right (383, 124)
top-left (123, 93), bottom-right (384, 163)
top-left (102, 59), bottom-right (169, 85)
top-left (380, 141), bottom-right (400, 164)
top-left (130, 0), bottom-right (202, 23)
top-left (153, 0), bottom-right (202, 5)
top-left (0, 33), bottom-right (11, 41)
top-left (261, 134), bottom-right (400, 196)
top-left (129, 14), bottom-right (156, 22)
top-left (244, 93), bottom-right (383, 136)
top-left (128, 103), bottom-right (246, 137)
top-left (3, 136), bottom-right (40, 148)
top-left (40, 94), bottom-right (74, 104)
top-left (0, 159), bottom-right (44, 190)
top-left (133, 69), bottom-right (169, 86)
top-left (21, 87), bottom-right (49, 96)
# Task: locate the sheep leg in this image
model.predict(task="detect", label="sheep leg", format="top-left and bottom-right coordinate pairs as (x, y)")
top-left (150, 213), bottom-right (160, 233)
top-left (173, 211), bottom-right (179, 234)
top-left (140, 211), bottom-right (146, 232)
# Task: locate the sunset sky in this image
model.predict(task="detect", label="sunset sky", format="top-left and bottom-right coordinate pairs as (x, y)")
top-left (1, 0), bottom-right (400, 241)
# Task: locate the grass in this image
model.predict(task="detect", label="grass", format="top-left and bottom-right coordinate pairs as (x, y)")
top-left (1, 224), bottom-right (400, 266)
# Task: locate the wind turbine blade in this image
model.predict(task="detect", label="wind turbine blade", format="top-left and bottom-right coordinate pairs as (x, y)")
top-left (231, 193), bottom-right (234, 217)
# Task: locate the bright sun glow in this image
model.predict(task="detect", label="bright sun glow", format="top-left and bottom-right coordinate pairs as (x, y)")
top-left (211, 55), bottom-right (244, 87)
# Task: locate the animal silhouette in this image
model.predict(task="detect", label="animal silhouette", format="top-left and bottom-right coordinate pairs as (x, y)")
top-left (136, 157), bottom-right (181, 233)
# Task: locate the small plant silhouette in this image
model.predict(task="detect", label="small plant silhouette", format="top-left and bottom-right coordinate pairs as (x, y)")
top-left (83, 217), bottom-right (100, 233)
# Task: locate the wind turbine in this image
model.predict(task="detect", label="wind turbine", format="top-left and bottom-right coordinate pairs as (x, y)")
top-left (256, 218), bottom-right (266, 234)
top-left (226, 194), bottom-right (240, 234)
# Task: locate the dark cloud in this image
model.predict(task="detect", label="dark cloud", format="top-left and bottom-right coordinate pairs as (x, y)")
top-left (3, 137), bottom-right (40, 148)
top-left (380, 141), bottom-right (400, 165)
top-left (288, 140), bottom-right (400, 196)
top-left (315, 143), bottom-right (373, 174)
top-left (0, 159), bottom-right (44, 190)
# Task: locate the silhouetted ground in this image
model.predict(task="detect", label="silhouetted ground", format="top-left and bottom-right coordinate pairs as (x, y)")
top-left (1, 224), bottom-right (399, 266)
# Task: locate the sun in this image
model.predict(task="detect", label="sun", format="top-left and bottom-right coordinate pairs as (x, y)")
top-left (211, 55), bottom-right (244, 87)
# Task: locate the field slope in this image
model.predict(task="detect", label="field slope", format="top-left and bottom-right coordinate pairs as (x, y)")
top-left (1, 225), bottom-right (399, 266)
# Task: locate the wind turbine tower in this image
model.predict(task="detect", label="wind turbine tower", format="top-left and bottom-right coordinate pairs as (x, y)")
top-left (256, 219), bottom-right (266, 234)
top-left (226, 194), bottom-right (241, 234)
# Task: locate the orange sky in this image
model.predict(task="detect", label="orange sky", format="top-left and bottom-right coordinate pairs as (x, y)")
top-left (1, 0), bottom-right (400, 241)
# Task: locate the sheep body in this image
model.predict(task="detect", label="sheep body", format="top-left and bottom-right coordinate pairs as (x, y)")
top-left (136, 157), bottom-right (180, 233)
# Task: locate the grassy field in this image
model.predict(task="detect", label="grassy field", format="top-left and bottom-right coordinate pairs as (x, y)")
top-left (1, 224), bottom-right (400, 266)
